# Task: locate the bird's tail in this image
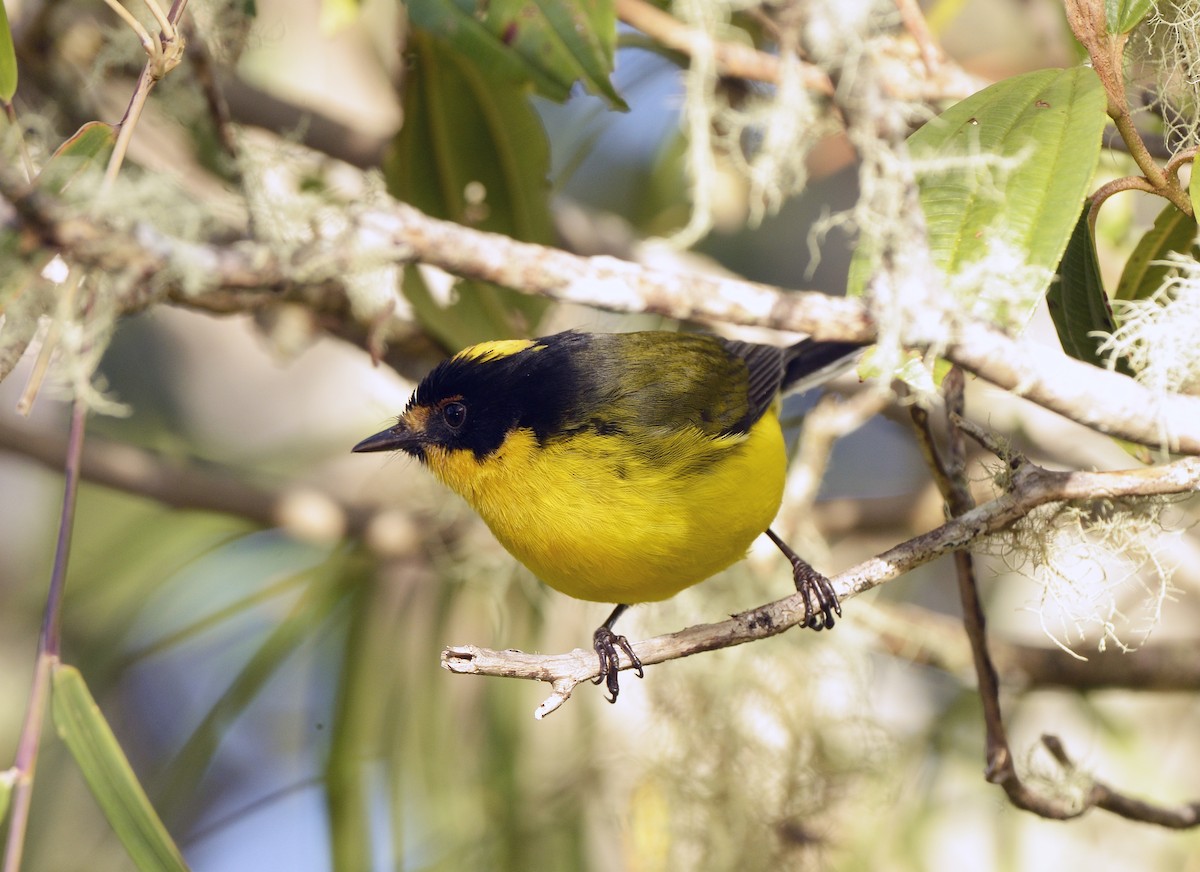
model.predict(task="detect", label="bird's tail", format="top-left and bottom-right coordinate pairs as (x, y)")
top-left (781, 339), bottom-right (864, 395)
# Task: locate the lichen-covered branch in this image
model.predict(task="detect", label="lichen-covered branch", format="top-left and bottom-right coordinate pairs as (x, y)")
top-left (3, 167), bottom-right (1200, 454)
top-left (441, 455), bottom-right (1200, 718)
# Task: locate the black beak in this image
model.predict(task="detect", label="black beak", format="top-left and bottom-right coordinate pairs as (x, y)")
top-left (352, 422), bottom-right (424, 455)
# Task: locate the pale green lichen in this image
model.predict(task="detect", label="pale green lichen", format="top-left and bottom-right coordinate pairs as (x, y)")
top-left (985, 498), bottom-right (1181, 658)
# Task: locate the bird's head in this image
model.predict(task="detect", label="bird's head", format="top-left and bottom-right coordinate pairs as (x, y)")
top-left (352, 335), bottom-right (586, 466)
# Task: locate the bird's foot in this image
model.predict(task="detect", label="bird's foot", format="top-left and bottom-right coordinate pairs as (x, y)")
top-left (766, 528), bottom-right (841, 630)
top-left (592, 625), bottom-right (644, 703)
top-left (793, 562), bottom-right (841, 630)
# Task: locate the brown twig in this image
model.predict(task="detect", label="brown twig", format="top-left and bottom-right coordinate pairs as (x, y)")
top-left (1, 398), bottom-right (87, 872)
top-left (615, 0), bottom-right (832, 94)
top-left (913, 369), bottom-right (1200, 827)
top-left (893, 0), bottom-right (941, 72)
top-left (1064, 0), bottom-right (1193, 217)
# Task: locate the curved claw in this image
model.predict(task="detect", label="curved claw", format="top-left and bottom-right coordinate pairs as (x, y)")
top-left (766, 527), bottom-right (841, 631)
top-left (796, 564), bottom-right (841, 631)
top-left (592, 625), bottom-right (644, 703)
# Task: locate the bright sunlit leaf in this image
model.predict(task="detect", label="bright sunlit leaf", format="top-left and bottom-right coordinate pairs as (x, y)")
top-left (909, 66), bottom-right (1107, 286)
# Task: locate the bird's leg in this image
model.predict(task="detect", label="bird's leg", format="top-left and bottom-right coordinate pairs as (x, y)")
top-left (592, 603), bottom-right (644, 703)
top-left (765, 528), bottom-right (841, 630)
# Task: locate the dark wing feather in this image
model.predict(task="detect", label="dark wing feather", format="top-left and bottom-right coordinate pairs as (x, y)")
top-left (715, 339), bottom-right (787, 434)
top-left (780, 340), bottom-right (862, 394)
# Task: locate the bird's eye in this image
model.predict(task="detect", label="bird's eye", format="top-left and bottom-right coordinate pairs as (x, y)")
top-left (442, 401), bottom-right (467, 430)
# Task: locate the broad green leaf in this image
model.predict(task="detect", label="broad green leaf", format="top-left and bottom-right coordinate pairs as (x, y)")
top-left (486, 0), bottom-right (625, 108)
top-left (909, 67), bottom-right (1107, 290)
top-left (1114, 202), bottom-right (1197, 302)
top-left (51, 664), bottom-right (190, 872)
top-left (1106, 0), bottom-right (1154, 33)
top-left (1049, 207), bottom-right (1127, 372)
top-left (37, 121), bottom-right (116, 195)
top-left (387, 31), bottom-right (551, 346)
top-left (0, 0), bottom-right (15, 103)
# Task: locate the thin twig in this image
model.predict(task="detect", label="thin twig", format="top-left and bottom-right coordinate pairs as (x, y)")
top-left (615, 0), bottom-right (832, 94)
top-left (1, 400), bottom-right (87, 872)
top-left (893, 0), bottom-right (941, 71)
top-left (926, 373), bottom-right (1200, 827)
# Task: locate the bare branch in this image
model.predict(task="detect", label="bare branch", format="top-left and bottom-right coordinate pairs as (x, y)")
top-left (3, 164), bottom-right (1200, 452)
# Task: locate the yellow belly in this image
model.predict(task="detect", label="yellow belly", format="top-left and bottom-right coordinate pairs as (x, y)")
top-left (424, 412), bottom-right (787, 603)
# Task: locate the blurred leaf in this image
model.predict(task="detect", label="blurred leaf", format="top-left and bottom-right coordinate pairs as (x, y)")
top-left (0, 767), bottom-right (13, 824)
top-left (908, 66), bottom-right (1106, 285)
top-left (0, 0), bottom-right (16, 103)
top-left (325, 573), bottom-right (380, 872)
top-left (1106, 0), bottom-right (1153, 33)
top-left (486, 0), bottom-right (625, 108)
top-left (1049, 207), bottom-right (1126, 371)
top-left (409, 0), bottom-right (622, 106)
top-left (402, 269), bottom-right (544, 351)
top-left (1114, 202), bottom-right (1197, 302)
top-left (1191, 156), bottom-right (1200, 224)
top-left (408, 0), bottom-right (564, 98)
top-left (320, 0), bottom-right (360, 32)
top-left (51, 663), bottom-right (190, 872)
top-left (37, 121), bottom-right (116, 195)
top-left (154, 549), bottom-right (354, 822)
top-left (388, 31), bottom-right (552, 345)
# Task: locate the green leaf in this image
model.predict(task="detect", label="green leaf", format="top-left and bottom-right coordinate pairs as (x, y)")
top-left (387, 31), bottom-right (552, 345)
top-left (1049, 206), bottom-right (1126, 372)
top-left (1190, 156), bottom-right (1200, 222)
top-left (908, 67), bottom-right (1107, 290)
top-left (488, 0), bottom-right (625, 108)
top-left (401, 269), bottom-right (545, 351)
top-left (320, 0), bottom-right (361, 32)
top-left (0, 0), bottom-right (16, 103)
top-left (0, 766), bottom-right (13, 824)
top-left (51, 663), bottom-right (190, 872)
top-left (408, 0), bottom-right (562, 98)
top-left (1114, 203), bottom-right (1198, 302)
top-left (37, 121), bottom-right (117, 195)
top-left (1106, 0), bottom-right (1154, 33)
top-left (409, 0), bottom-right (623, 107)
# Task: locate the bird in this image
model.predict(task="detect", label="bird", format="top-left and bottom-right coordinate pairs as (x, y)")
top-left (353, 330), bottom-right (861, 701)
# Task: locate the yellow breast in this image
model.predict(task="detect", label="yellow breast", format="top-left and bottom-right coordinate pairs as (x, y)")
top-left (423, 410), bottom-right (788, 603)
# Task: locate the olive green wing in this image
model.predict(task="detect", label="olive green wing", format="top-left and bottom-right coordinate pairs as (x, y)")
top-left (570, 332), bottom-right (776, 437)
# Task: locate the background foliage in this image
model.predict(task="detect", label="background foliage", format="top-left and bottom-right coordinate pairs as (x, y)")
top-left (2, 1), bottom-right (1200, 871)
